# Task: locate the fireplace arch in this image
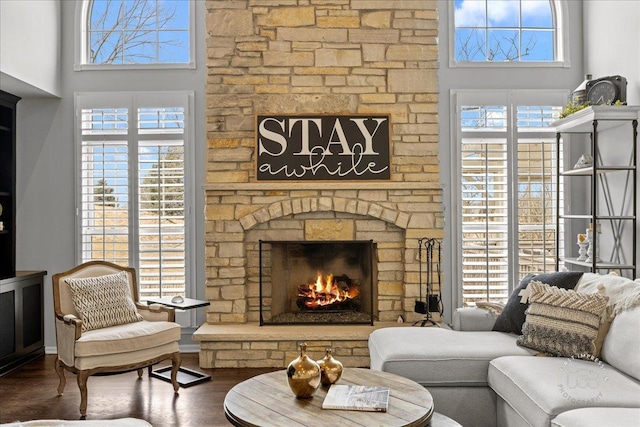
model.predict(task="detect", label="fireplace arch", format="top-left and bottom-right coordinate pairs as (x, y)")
top-left (238, 196), bottom-right (410, 232)
top-left (204, 185), bottom-right (443, 325)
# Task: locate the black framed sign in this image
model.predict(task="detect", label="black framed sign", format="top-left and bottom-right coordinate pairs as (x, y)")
top-left (256, 114), bottom-right (390, 181)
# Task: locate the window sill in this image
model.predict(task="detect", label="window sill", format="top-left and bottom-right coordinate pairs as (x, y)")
top-left (74, 62), bottom-right (196, 72)
top-left (449, 60), bottom-right (569, 69)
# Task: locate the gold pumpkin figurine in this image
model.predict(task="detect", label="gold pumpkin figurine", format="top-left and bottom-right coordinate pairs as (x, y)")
top-left (316, 347), bottom-right (343, 387)
top-left (286, 342), bottom-right (321, 398)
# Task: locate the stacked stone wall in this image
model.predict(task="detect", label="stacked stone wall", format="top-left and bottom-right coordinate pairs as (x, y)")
top-left (204, 0), bottom-right (442, 326)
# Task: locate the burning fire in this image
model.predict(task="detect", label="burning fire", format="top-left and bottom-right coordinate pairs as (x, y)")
top-left (297, 272), bottom-right (360, 309)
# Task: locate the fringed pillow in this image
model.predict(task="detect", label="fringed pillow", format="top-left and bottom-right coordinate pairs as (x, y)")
top-left (517, 281), bottom-right (609, 358)
top-left (65, 271), bottom-right (143, 332)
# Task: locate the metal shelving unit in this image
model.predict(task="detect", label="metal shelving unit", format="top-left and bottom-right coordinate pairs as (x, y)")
top-left (553, 106), bottom-right (638, 277)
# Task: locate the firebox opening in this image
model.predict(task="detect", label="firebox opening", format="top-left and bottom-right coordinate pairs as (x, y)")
top-left (259, 240), bottom-right (376, 325)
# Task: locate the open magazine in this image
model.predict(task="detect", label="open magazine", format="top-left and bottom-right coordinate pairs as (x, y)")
top-left (322, 385), bottom-right (390, 412)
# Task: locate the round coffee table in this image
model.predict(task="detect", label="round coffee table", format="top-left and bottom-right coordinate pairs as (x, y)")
top-left (224, 367), bottom-right (434, 427)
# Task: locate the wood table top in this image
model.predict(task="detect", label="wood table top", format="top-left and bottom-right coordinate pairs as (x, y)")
top-left (224, 367), bottom-right (434, 427)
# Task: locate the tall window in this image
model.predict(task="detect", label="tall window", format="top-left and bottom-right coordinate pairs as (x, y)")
top-left (76, 92), bottom-right (194, 300)
top-left (77, 0), bottom-right (194, 69)
top-left (454, 91), bottom-right (564, 305)
top-left (453, 0), bottom-right (557, 62)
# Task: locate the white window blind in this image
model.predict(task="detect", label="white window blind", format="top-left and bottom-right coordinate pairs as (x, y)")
top-left (137, 107), bottom-right (185, 299)
top-left (456, 96), bottom-right (563, 306)
top-left (76, 93), bottom-right (191, 301)
top-left (460, 106), bottom-right (510, 303)
top-left (80, 107), bottom-right (130, 266)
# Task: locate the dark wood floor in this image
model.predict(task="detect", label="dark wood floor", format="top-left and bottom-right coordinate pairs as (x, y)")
top-left (0, 354), bottom-right (278, 426)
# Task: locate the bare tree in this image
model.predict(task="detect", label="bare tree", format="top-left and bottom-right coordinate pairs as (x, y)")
top-left (456, 29), bottom-right (538, 62)
top-left (89, 0), bottom-right (184, 64)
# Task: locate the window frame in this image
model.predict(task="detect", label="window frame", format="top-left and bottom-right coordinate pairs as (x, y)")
top-left (74, 91), bottom-right (197, 323)
top-left (448, 0), bottom-right (570, 68)
top-left (449, 89), bottom-right (569, 306)
top-left (74, 0), bottom-right (196, 71)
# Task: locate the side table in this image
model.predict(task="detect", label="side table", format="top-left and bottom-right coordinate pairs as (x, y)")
top-left (146, 296), bottom-right (211, 387)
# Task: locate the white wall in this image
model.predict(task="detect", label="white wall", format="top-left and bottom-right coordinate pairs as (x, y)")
top-left (0, 0), bottom-right (61, 97)
top-left (584, 0), bottom-right (640, 271)
top-left (584, 1), bottom-right (640, 105)
top-left (15, 1), bottom-right (207, 351)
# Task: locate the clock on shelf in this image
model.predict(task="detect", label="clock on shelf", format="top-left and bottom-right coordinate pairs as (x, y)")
top-left (586, 75), bottom-right (627, 105)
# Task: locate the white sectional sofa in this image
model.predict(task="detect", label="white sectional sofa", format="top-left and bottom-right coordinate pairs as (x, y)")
top-left (369, 273), bottom-right (640, 427)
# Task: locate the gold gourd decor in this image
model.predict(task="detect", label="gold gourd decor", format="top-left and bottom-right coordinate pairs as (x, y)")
top-left (316, 348), bottom-right (343, 387)
top-left (286, 342), bottom-right (321, 398)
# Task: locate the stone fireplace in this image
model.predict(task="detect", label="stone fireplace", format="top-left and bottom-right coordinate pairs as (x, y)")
top-left (259, 240), bottom-right (376, 325)
top-left (195, 1), bottom-right (443, 369)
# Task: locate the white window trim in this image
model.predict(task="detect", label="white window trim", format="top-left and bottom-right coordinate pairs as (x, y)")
top-left (448, 0), bottom-right (570, 68)
top-left (74, 91), bottom-right (197, 327)
top-left (74, 0), bottom-right (196, 71)
top-left (449, 89), bottom-right (570, 307)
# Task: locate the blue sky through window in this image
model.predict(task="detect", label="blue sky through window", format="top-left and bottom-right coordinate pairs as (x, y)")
top-left (88, 0), bottom-right (190, 65)
top-left (454, 0), bottom-right (555, 62)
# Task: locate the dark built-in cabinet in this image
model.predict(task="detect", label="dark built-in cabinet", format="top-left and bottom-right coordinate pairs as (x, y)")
top-left (0, 90), bottom-right (19, 279)
top-left (0, 271), bottom-right (46, 375)
top-left (0, 91), bottom-right (47, 375)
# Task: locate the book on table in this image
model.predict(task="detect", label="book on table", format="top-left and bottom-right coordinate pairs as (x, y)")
top-left (321, 385), bottom-right (390, 412)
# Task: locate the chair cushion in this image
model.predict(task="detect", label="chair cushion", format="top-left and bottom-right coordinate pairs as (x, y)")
top-left (75, 320), bottom-right (181, 357)
top-left (488, 356), bottom-right (640, 427)
top-left (65, 271), bottom-right (143, 332)
top-left (368, 327), bottom-right (535, 387)
top-left (493, 272), bottom-right (583, 334)
top-left (517, 281), bottom-right (609, 358)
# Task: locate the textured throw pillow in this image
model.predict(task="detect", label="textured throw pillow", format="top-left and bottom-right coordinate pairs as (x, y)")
top-left (65, 271), bottom-right (143, 332)
top-left (517, 281), bottom-right (609, 358)
top-left (492, 272), bottom-right (584, 334)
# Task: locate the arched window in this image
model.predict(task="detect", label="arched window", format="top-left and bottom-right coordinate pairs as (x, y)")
top-left (76, 0), bottom-right (194, 69)
top-left (453, 0), bottom-right (564, 63)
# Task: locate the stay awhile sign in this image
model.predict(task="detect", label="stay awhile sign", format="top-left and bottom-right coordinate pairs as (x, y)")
top-left (256, 115), bottom-right (390, 181)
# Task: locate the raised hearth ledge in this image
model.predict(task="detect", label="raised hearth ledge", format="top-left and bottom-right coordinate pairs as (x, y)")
top-left (203, 182), bottom-right (442, 191)
top-left (193, 322), bottom-right (407, 369)
top-left (193, 322), bottom-right (401, 342)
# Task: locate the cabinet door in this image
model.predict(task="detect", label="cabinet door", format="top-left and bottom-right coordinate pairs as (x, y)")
top-left (0, 290), bottom-right (16, 358)
top-left (22, 282), bottom-right (43, 349)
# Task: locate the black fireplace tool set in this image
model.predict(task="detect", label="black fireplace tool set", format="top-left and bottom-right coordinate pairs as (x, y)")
top-left (414, 237), bottom-right (443, 327)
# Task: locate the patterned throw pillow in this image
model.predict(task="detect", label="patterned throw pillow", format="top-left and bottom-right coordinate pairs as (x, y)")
top-left (493, 272), bottom-right (584, 334)
top-left (65, 271), bottom-right (143, 332)
top-left (517, 281), bottom-right (609, 358)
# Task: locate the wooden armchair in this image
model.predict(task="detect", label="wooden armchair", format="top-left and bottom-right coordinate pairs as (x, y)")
top-left (52, 261), bottom-right (181, 418)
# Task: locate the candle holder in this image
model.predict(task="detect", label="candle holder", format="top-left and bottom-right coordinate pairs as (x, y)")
top-left (585, 226), bottom-right (601, 263)
top-left (576, 234), bottom-right (588, 261)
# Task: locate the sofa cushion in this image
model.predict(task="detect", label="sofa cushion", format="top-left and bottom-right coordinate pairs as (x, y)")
top-left (65, 271), bottom-right (143, 332)
top-left (369, 327), bottom-right (535, 387)
top-left (488, 356), bottom-right (640, 427)
top-left (517, 281), bottom-right (609, 357)
top-left (576, 272), bottom-right (640, 317)
top-left (493, 272), bottom-right (583, 334)
top-left (601, 305), bottom-right (640, 381)
top-left (453, 307), bottom-right (500, 331)
top-left (75, 320), bottom-right (181, 357)
top-left (551, 407), bottom-right (640, 427)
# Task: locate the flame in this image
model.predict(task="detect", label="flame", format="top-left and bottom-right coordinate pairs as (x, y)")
top-left (298, 272), bottom-right (359, 309)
